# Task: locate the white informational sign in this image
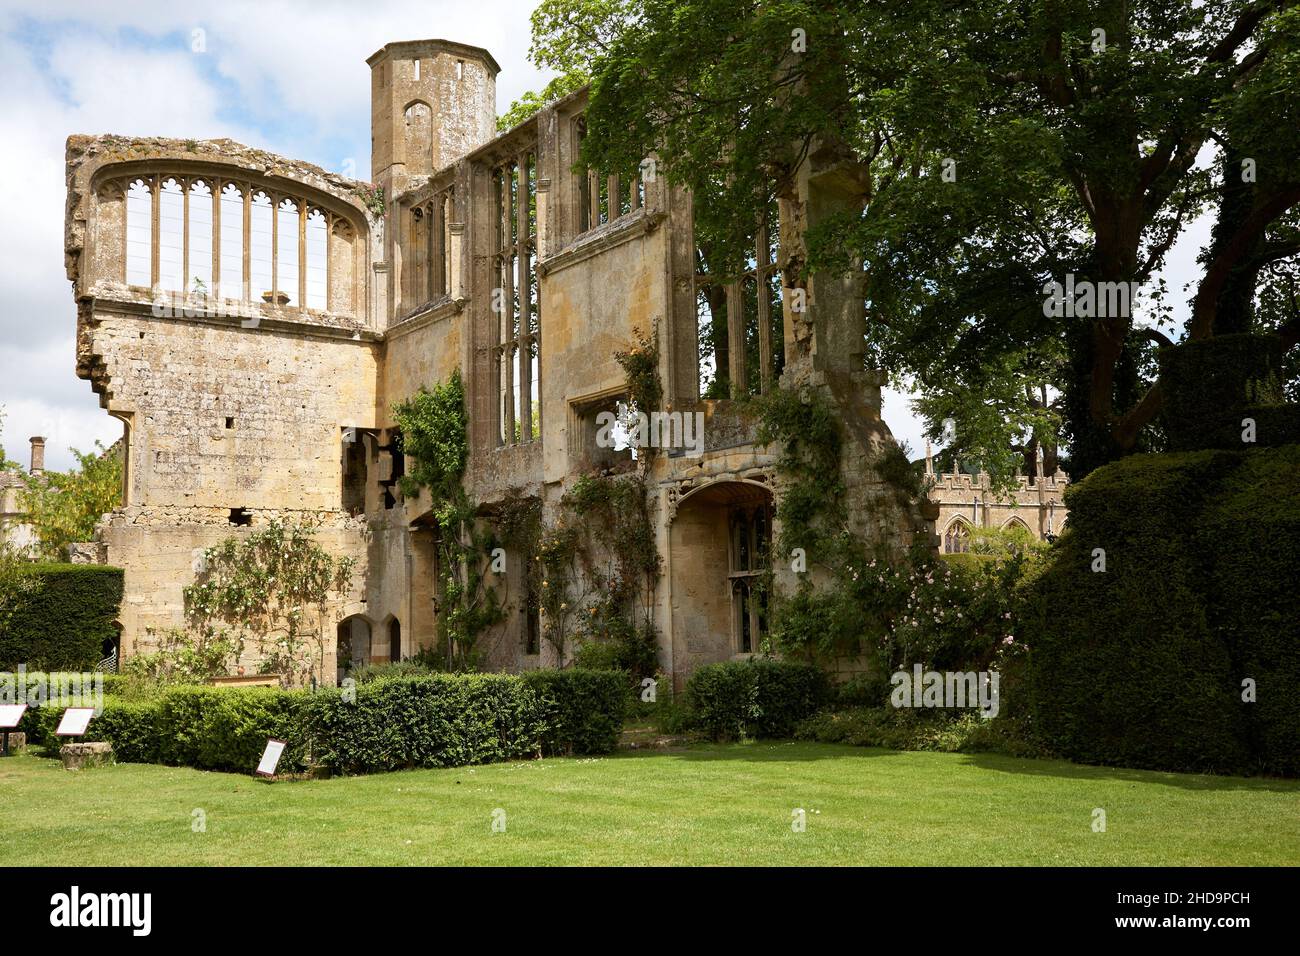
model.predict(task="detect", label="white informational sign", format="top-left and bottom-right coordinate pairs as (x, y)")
top-left (256, 738), bottom-right (287, 777)
top-left (0, 704), bottom-right (27, 728)
top-left (55, 707), bottom-right (96, 737)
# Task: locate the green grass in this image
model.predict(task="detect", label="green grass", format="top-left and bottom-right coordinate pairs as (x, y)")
top-left (3, 743), bottom-right (1298, 865)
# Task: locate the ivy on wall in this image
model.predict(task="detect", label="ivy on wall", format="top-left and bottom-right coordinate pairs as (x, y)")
top-left (393, 371), bottom-right (503, 671)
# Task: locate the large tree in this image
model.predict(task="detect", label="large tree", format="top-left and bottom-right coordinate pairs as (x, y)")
top-left (526, 0), bottom-right (1300, 480)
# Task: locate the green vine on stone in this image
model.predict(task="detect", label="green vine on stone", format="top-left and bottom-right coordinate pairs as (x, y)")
top-left (392, 371), bottom-right (502, 670)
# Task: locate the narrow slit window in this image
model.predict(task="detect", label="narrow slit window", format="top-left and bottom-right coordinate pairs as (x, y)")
top-left (276, 198), bottom-right (299, 307)
top-left (158, 178), bottom-right (185, 293)
top-left (219, 183), bottom-right (244, 301)
top-left (306, 209), bottom-right (327, 310)
top-left (125, 179), bottom-right (151, 287)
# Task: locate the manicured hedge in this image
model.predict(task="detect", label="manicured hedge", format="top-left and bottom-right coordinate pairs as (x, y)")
top-left (1196, 447), bottom-right (1300, 776)
top-left (1020, 446), bottom-right (1300, 775)
top-left (23, 699), bottom-right (161, 764)
top-left (687, 659), bottom-right (829, 740)
top-left (0, 564), bottom-right (124, 671)
top-left (304, 673), bottom-right (545, 774)
top-left (522, 668), bottom-right (626, 756)
top-left (5, 671), bottom-right (134, 700)
top-left (160, 687), bottom-right (309, 773)
top-left (21, 686), bottom-right (307, 773)
top-left (15, 668), bottom-right (631, 776)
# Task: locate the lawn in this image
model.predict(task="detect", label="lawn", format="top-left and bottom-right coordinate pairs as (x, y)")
top-left (2, 742), bottom-right (1297, 866)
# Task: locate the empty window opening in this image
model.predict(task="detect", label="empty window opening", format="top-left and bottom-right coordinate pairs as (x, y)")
top-left (493, 152), bottom-right (540, 445)
top-left (341, 428), bottom-right (367, 514)
top-left (380, 431), bottom-right (405, 510)
top-left (224, 417), bottom-right (234, 429)
top-left (696, 200), bottom-right (783, 399)
top-left (389, 618), bottom-right (402, 662)
top-left (574, 115), bottom-right (643, 236)
top-left (229, 507), bottom-right (252, 527)
top-left (455, 59), bottom-right (464, 80)
top-left (115, 173), bottom-right (354, 314)
top-left (125, 179), bottom-right (151, 287)
top-left (413, 58), bottom-right (421, 81)
top-left (570, 393), bottom-right (634, 472)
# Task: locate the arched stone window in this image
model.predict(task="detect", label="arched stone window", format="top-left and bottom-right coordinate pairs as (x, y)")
top-left (125, 179), bottom-right (152, 287)
top-left (306, 208), bottom-right (327, 310)
top-left (158, 178), bottom-right (185, 292)
top-left (404, 100), bottom-right (432, 168)
top-left (249, 190), bottom-right (274, 301)
top-left (944, 518), bottom-right (972, 554)
top-left (107, 168), bottom-right (362, 316)
top-left (276, 197), bottom-right (299, 306)
top-left (389, 618), bottom-right (401, 663)
top-left (187, 179), bottom-right (213, 295)
top-left (219, 183), bottom-right (244, 300)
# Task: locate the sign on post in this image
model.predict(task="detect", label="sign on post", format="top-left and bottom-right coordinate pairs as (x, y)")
top-left (55, 707), bottom-right (96, 737)
top-left (256, 738), bottom-right (287, 778)
top-left (0, 704), bottom-right (27, 757)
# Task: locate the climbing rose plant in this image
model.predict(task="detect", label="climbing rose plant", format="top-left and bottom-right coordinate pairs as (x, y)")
top-left (184, 518), bottom-right (356, 687)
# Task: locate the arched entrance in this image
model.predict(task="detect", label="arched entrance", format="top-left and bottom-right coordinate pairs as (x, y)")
top-left (668, 479), bottom-right (774, 686)
top-left (336, 615), bottom-right (371, 681)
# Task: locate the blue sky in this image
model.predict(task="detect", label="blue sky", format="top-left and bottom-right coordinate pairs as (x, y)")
top-left (0, 0), bottom-right (1211, 472)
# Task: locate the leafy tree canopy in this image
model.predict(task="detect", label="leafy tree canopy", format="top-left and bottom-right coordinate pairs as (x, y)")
top-left (19, 442), bottom-right (123, 560)
top-left (526, 0), bottom-right (1300, 483)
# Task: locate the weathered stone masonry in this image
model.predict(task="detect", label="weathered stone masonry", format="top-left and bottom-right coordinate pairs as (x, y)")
top-left (64, 37), bottom-right (1063, 686)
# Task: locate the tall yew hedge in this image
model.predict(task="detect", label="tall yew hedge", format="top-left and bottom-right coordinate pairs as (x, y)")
top-left (1022, 446), bottom-right (1300, 775)
top-left (0, 563), bottom-right (123, 670)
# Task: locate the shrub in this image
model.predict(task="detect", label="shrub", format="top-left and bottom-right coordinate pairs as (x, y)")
top-left (349, 660), bottom-right (434, 684)
top-left (19, 686), bottom-right (301, 771)
top-left (0, 564), bottom-right (123, 670)
top-left (794, 706), bottom-right (1049, 759)
top-left (521, 668), bottom-right (627, 755)
top-left (1197, 446), bottom-right (1300, 775)
top-left (1020, 447), bottom-right (1300, 775)
top-left (74, 700), bottom-right (162, 763)
top-left (303, 673), bottom-right (546, 774)
top-left (687, 659), bottom-right (829, 740)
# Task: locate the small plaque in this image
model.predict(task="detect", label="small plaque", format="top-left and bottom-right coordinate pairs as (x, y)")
top-left (0, 704), bottom-right (27, 728)
top-left (55, 707), bottom-right (96, 737)
top-left (256, 738), bottom-right (287, 777)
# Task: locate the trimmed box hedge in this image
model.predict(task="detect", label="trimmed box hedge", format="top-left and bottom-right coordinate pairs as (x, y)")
top-left (0, 564), bottom-right (124, 671)
top-left (304, 673), bottom-right (546, 774)
top-left (12, 668), bottom-right (634, 776)
top-left (687, 659), bottom-right (830, 740)
top-left (521, 668), bottom-right (626, 756)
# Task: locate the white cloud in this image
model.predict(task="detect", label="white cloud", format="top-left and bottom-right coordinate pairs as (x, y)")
top-left (0, 1), bottom-right (547, 474)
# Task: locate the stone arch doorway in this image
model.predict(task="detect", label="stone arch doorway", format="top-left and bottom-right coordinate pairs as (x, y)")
top-left (388, 617), bottom-right (402, 663)
top-left (336, 615), bottom-right (371, 681)
top-left (668, 479), bottom-right (775, 689)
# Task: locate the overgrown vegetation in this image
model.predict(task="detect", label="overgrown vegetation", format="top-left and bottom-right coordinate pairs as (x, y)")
top-left (393, 372), bottom-right (504, 671)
